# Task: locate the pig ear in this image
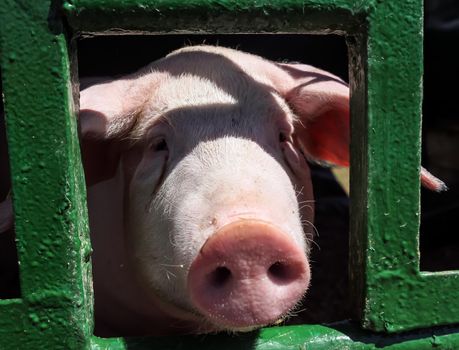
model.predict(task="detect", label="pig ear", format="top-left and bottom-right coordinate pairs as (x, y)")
top-left (277, 63), bottom-right (447, 191)
top-left (278, 63), bottom-right (350, 167)
top-left (79, 76), bottom-right (148, 185)
top-left (79, 77), bottom-right (145, 140)
top-left (420, 167), bottom-right (447, 192)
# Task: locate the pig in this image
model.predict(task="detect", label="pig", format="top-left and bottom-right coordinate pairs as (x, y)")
top-left (0, 45), bottom-right (446, 337)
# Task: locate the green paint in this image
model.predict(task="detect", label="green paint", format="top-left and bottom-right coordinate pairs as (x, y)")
top-left (63, 0), bottom-right (367, 34)
top-left (0, 1), bottom-right (92, 349)
top-left (347, 0), bottom-right (459, 333)
top-left (1, 0), bottom-right (458, 348)
top-left (90, 323), bottom-right (459, 350)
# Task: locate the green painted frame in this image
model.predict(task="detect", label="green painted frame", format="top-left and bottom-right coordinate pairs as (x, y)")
top-left (0, 0), bottom-right (458, 349)
top-left (0, 1), bottom-right (93, 349)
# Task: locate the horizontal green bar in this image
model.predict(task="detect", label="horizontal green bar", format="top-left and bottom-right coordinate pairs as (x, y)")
top-left (63, 0), bottom-right (370, 34)
top-left (0, 298), bottom-right (90, 349)
top-left (362, 272), bottom-right (459, 333)
top-left (0, 299), bottom-right (45, 349)
top-left (0, 298), bottom-right (26, 327)
top-left (90, 322), bottom-right (459, 350)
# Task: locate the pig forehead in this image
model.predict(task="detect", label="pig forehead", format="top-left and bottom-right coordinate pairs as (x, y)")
top-left (137, 74), bottom-right (294, 136)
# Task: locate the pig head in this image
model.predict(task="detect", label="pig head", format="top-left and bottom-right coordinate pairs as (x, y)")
top-left (80, 45), bottom-right (351, 336)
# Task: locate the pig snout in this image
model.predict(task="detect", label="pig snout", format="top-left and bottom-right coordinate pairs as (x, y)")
top-left (188, 220), bottom-right (310, 329)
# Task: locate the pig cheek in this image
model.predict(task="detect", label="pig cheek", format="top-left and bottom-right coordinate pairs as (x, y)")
top-left (124, 149), bottom-right (171, 292)
top-left (121, 147), bottom-right (144, 191)
top-left (128, 147), bottom-right (168, 196)
top-left (281, 141), bottom-right (314, 240)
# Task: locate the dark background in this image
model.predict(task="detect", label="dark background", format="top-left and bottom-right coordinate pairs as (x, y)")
top-left (420, 0), bottom-right (459, 271)
top-left (1, 0), bottom-right (458, 325)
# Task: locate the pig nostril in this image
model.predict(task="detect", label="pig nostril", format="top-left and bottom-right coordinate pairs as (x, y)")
top-left (268, 261), bottom-right (295, 284)
top-left (207, 266), bottom-right (232, 288)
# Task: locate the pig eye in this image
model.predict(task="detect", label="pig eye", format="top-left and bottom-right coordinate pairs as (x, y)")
top-left (279, 132), bottom-right (288, 143)
top-left (152, 138), bottom-right (168, 152)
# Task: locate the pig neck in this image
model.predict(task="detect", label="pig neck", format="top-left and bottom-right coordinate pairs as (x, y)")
top-left (88, 164), bottom-right (201, 336)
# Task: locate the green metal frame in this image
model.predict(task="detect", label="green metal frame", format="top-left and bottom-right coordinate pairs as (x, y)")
top-left (0, 0), bottom-right (458, 349)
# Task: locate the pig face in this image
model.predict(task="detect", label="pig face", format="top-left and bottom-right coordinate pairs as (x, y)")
top-left (125, 79), bottom-right (312, 330)
top-left (79, 45), bottom-right (350, 334)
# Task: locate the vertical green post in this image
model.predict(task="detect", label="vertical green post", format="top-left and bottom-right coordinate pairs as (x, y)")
top-left (363, 0), bottom-right (425, 331)
top-left (0, 1), bottom-right (93, 349)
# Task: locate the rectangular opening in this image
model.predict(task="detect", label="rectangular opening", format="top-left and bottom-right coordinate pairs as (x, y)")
top-left (77, 34), bottom-right (351, 337)
top-left (420, 13), bottom-right (459, 272)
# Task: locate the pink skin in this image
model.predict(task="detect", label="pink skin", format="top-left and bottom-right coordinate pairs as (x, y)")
top-left (0, 45), bottom-right (446, 336)
top-left (420, 167), bottom-right (447, 192)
